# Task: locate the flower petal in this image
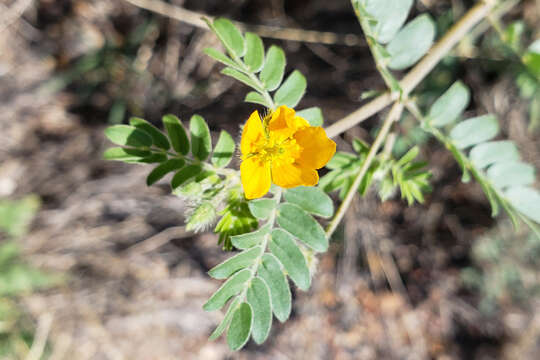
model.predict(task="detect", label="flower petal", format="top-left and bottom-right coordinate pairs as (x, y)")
top-left (267, 106), bottom-right (309, 140)
top-left (241, 156), bottom-right (272, 199)
top-left (271, 162), bottom-right (318, 188)
top-left (294, 127), bottom-right (336, 169)
top-left (241, 111), bottom-right (265, 156)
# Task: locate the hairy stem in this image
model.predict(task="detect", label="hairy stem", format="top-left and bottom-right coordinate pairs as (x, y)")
top-left (326, 102), bottom-right (404, 238)
top-left (324, 0), bottom-right (497, 139)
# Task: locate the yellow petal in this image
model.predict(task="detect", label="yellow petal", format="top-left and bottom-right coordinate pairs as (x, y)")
top-left (271, 162), bottom-right (318, 188)
top-left (241, 111), bottom-right (265, 156)
top-left (267, 106), bottom-right (309, 140)
top-left (241, 156), bottom-right (272, 199)
top-left (294, 127), bottom-right (337, 169)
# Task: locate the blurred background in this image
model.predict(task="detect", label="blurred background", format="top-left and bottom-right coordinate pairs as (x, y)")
top-left (1, 0), bottom-right (539, 359)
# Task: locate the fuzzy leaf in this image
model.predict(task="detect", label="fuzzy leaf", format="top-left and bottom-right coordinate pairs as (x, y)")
top-left (505, 187), bottom-right (540, 223)
top-left (231, 223), bottom-right (271, 250)
top-left (387, 14), bottom-right (436, 70)
top-left (104, 125), bottom-right (153, 148)
top-left (248, 199), bottom-right (276, 220)
top-left (269, 229), bottom-right (311, 290)
top-left (259, 46), bottom-right (286, 91)
top-left (208, 246), bottom-right (263, 280)
top-left (203, 269), bottom-right (251, 311)
top-left (277, 203), bottom-right (328, 252)
top-left (428, 81), bottom-right (471, 127)
top-left (171, 164), bottom-right (202, 189)
top-left (146, 158), bottom-right (185, 186)
top-left (129, 117), bottom-right (171, 150)
top-left (487, 162), bottom-right (535, 189)
top-left (258, 253), bottom-right (291, 322)
top-left (204, 48), bottom-right (243, 71)
top-left (360, 0), bottom-right (413, 44)
top-left (227, 302), bottom-right (253, 351)
top-left (103, 147), bottom-right (151, 162)
top-left (209, 297), bottom-right (241, 341)
top-left (162, 114), bottom-right (190, 155)
top-left (212, 18), bottom-right (245, 57)
top-left (221, 67), bottom-right (263, 91)
top-left (273, 70), bottom-right (307, 108)
top-left (296, 107), bottom-right (324, 126)
top-left (245, 91), bottom-right (271, 107)
top-left (247, 277), bottom-right (272, 344)
top-left (244, 32), bottom-right (265, 72)
top-left (190, 115), bottom-right (212, 161)
top-left (212, 130), bottom-right (235, 167)
top-left (450, 114), bottom-right (499, 149)
top-left (469, 141), bottom-right (520, 169)
top-left (284, 186), bottom-right (333, 218)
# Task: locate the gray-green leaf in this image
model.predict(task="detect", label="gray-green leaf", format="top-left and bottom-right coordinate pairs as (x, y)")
top-left (244, 32), bottom-right (264, 72)
top-left (247, 277), bottom-right (272, 344)
top-left (209, 297), bottom-right (241, 341)
top-left (129, 117), bottom-right (171, 150)
top-left (505, 186), bottom-right (540, 223)
top-left (227, 302), bottom-right (253, 351)
top-left (259, 46), bottom-right (286, 91)
top-left (296, 107), bottom-right (324, 126)
top-left (146, 158), bottom-right (185, 186)
top-left (104, 125), bottom-right (153, 148)
top-left (387, 14), bottom-right (436, 70)
top-left (211, 130), bottom-right (235, 168)
top-left (277, 203), bottom-right (328, 252)
top-left (273, 70), bottom-right (307, 108)
top-left (450, 114), bottom-right (499, 149)
top-left (221, 67), bottom-right (263, 91)
top-left (212, 18), bottom-right (245, 58)
top-left (248, 199), bottom-right (276, 220)
top-left (171, 164), bottom-right (202, 189)
top-left (487, 162), bottom-right (535, 189)
top-left (162, 114), bottom-right (190, 155)
top-left (103, 147), bottom-right (151, 162)
top-left (204, 47), bottom-right (243, 71)
top-left (208, 246), bottom-right (263, 280)
top-left (269, 229), bottom-right (311, 291)
top-left (190, 115), bottom-right (212, 161)
top-left (284, 186), bottom-right (334, 218)
top-left (258, 253), bottom-right (291, 322)
top-left (203, 269), bottom-right (251, 311)
top-left (469, 141), bottom-right (520, 169)
top-left (361, 0), bottom-right (413, 44)
top-left (428, 81), bottom-right (470, 127)
top-left (231, 223), bottom-right (272, 250)
top-left (245, 91), bottom-right (271, 107)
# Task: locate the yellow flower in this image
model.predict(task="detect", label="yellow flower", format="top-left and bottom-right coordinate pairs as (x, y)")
top-left (240, 105), bottom-right (336, 199)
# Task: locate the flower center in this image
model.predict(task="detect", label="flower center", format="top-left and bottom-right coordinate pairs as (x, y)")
top-left (248, 134), bottom-right (301, 167)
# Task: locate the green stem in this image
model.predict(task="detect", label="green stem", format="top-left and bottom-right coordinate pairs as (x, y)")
top-left (326, 102), bottom-right (404, 238)
top-left (238, 188), bottom-right (282, 301)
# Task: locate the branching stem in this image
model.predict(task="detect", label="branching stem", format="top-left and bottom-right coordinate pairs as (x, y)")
top-left (326, 102), bottom-right (404, 238)
top-left (324, 0), bottom-right (497, 139)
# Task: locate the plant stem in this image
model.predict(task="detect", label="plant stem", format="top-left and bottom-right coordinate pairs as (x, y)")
top-left (238, 188), bottom-right (282, 301)
top-left (324, 0), bottom-right (497, 139)
top-left (326, 102), bottom-right (404, 238)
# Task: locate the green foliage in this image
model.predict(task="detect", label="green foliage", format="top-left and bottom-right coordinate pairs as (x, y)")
top-left (320, 139), bottom-right (431, 205)
top-left (204, 187), bottom-right (333, 350)
top-left (204, 17), bottom-right (323, 121)
top-left (0, 197), bottom-right (60, 359)
top-left (386, 14), bottom-right (436, 70)
top-left (418, 81), bottom-right (540, 233)
top-left (0, 196), bottom-right (40, 238)
top-left (352, 0), bottom-right (435, 91)
top-left (462, 223), bottom-right (540, 314)
top-left (378, 147), bottom-right (432, 205)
